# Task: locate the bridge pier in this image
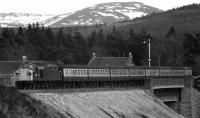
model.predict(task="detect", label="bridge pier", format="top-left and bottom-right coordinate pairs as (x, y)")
top-left (180, 77), bottom-right (193, 118)
top-left (144, 78), bottom-right (153, 93)
top-left (150, 76), bottom-right (193, 118)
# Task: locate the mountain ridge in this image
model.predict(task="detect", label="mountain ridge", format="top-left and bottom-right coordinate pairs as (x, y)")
top-left (49, 1), bottom-right (163, 27)
top-left (0, 1), bottom-right (163, 27)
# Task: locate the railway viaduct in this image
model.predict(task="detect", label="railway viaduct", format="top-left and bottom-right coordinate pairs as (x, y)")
top-left (88, 53), bottom-right (193, 118)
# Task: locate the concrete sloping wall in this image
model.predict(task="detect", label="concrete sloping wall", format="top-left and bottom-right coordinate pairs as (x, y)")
top-left (29, 89), bottom-right (184, 118)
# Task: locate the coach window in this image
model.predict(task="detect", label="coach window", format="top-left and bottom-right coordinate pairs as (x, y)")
top-left (92, 69), bottom-right (95, 75)
top-left (102, 69), bottom-right (104, 75)
top-left (123, 69), bottom-right (126, 75)
top-left (81, 69), bottom-right (84, 76)
top-left (117, 69), bottom-right (120, 75)
top-left (113, 70), bottom-right (115, 75)
top-left (82, 69), bottom-right (85, 76)
top-left (121, 70), bottom-right (123, 75)
top-left (99, 69), bottom-right (101, 76)
top-left (134, 69), bottom-right (137, 75)
top-left (96, 69), bottom-right (99, 75)
top-left (77, 69), bottom-right (80, 76)
top-left (95, 69), bottom-right (97, 75)
top-left (80, 69), bottom-right (83, 76)
top-left (92, 69), bottom-right (94, 75)
top-left (97, 69), bottom-right (100, 75)
top-left (79, 70), bottom-right (81, 76)
top-left (98, 69), bottom-right (100, 76)
top-left (65, 69), bottom-right (68, 76)
top-left (78, 70), bottom-right (81, 76)
top-left (76, 69), bottom-right (78, 76)
top-left (97, 69), bottom-right (99, 75)
top-left (105, 69), bottom-right (108, 75)
top-left (83, 69), bottom-right (85, 75)
top-left (101, 69), bottom-right (104, 75)
top-left (74, 69), bottom-right (77, 76)
top-left (77, 70), bottom-right (80, 76)
top-left (78, 69), bottom-right (80, 76)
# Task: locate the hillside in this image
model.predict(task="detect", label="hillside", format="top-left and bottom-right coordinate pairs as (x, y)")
top-left (27, 89), bottom-right (183, 118)
top-left (113, 4), bottom-right (200, 36)
top-left (49, 2), bottom-right (162, 27)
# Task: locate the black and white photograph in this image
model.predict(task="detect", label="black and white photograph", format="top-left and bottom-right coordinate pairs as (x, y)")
top-left (0, 0), bottom-right (199, 118)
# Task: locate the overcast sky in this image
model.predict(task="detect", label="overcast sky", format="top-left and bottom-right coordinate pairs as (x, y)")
top-left (0, 0), bottom-right (200, 14)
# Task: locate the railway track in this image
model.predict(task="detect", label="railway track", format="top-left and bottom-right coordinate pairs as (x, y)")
top-left (19, 86), bottom-right (144, 94)
top-left (16, 79), bottom-right (145, 90)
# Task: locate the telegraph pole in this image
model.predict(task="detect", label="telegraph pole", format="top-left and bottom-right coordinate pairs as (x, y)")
top-left (148, 38), bottom-right (151, 67)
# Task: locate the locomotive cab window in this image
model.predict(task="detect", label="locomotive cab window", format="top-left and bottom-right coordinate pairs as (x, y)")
top-left (15, 72), bottom-right (20, 76)
top-left (40, 70), bottom-right (43, 78)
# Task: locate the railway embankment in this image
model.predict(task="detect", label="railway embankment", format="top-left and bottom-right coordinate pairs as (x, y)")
top-left (0, 85), bottom-right (186, 118)
top-left (27, 89), bottom-right (183, 118)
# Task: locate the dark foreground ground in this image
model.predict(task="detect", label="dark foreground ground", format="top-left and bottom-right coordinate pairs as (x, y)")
top-left (0, 85), bottom-right (65, 118)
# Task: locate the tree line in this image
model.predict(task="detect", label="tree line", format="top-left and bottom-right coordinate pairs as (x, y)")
top-left (0, 24), bottom-right (199, 74)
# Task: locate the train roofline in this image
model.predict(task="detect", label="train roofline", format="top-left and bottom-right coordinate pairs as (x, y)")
top-left (60, 64), bottom-right (191, 70)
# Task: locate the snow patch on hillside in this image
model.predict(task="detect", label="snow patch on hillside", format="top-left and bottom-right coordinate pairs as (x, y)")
top-left (96, 12), bottom-right (119, 19)
top-left (0, 13), bottom-right (52, 27)
top-left (135, 4), bottom-right (142, 8)
top-left (116, 10), bottom-right (147, 19)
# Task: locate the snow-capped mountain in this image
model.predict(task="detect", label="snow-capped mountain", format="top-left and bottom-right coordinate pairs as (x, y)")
top-left (49, 2), bottom-right (163, 27)
top-left (0, 2), bottom-right (163, 27)
top-left (40, 13), bottom-right (73, 27)
top-left (0, 13), bottom-right (53, 27)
